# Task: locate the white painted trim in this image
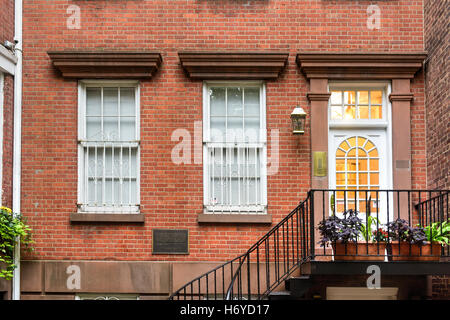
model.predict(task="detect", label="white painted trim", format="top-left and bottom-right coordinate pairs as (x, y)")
top-left (12, 0), bottom-right (23, 301)
top-left (202, 81), bottom-right (268, 213)
top-left (77, 81), bottom-right (141, 212)
top-left (386, 82), bottom-right (393, 190)
top-left (327, 81), bottom-right (394, 222)
top-left (0, 45), bottom-right (17, 75)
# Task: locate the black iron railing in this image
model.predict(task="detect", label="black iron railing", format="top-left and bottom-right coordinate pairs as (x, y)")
top-left (313, 189), bottom-right (450, 260)
top-left (169, 189), bottom-right (449, 300)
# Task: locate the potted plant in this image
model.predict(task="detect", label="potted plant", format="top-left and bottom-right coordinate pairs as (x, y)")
top-left (0, 206), bottom-right (33, 280)
top-left (359, 215), bottom-right (388, 259)
top-left (386, 218), bottom-right (445, 261)
top-left (318, 209), bottom-right (385, 261)
top-left (423, 220), bottom-right (450, 246)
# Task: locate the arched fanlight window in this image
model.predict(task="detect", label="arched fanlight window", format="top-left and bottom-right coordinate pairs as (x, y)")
top-left (335, 136), bottom-right (380, 213)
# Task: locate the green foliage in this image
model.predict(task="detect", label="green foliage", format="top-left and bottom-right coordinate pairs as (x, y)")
top-left (359, 215), bottom-right (382, 242)
top-left (422, 220), bottom-right (450, 246)
top-left (330, 194), bottom-right (335, 213)
top-left (0, 206), bottom-right (33, 280)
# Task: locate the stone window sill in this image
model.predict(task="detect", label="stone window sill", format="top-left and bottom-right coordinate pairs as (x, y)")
top-left (197, 213), bottom-right (272, 224)
top-left (70, 213), bottom-right (145, 223)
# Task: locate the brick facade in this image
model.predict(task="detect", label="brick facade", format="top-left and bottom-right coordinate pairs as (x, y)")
top-left (3, 0), bottom-right (445, 299)
top-left (0, 0), bottom-right (14, 43)
top-left (2, 74), bottom-right (14, 209)
top-left (21, 0), bottom-right (427, 261)
top-left (424, 0), bottom-right (450, 300)
top-left (425, 0), bottom-right (449, 190)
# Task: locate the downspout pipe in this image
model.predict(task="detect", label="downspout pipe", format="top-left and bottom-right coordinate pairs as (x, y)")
top-left (12, 0), bottom-right (23, 301)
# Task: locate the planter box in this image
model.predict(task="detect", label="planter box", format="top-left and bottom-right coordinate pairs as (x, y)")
top-left (332, 241), bottom-right (386, 261)
top-left (388, 242), bottom-right (441, 261)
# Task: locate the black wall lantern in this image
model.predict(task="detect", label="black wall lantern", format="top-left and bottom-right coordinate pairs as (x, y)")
top-left (290, 106), bottom-right (307, 134)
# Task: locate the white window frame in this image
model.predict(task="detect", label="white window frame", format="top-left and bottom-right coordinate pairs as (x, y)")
top-left (77, 80), bottom-right (140, 213)
top-left (202, 81), bottom-right (268, 214)
top-left (328, 81), bottom-right (393, 189)
top-left (328, 82), bottom-right (390, 130)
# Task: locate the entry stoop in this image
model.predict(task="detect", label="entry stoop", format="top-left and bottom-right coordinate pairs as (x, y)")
top-left (268, 276), bottom-right (312, 300)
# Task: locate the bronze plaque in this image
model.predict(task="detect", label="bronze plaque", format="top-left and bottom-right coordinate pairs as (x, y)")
top-left (313, 151), bottom-right (327, 177)
top-left (152, 229), bottom-right (189, 254)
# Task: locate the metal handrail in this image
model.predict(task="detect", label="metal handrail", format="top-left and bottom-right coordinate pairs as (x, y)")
top-left (169, 189), bottom-right (449, 300)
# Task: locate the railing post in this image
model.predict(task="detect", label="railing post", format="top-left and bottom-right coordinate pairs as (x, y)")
top-left (309, 190), bottom-right (315, 259)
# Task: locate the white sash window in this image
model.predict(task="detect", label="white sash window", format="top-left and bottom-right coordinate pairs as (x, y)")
top-left (78, 81), bottom-right (140, 213)
top-left (203, 82), bottom-right (267, 214)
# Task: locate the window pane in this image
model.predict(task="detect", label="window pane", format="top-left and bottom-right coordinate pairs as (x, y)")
top-left (210, 88), bottom-right (226, 116)
top-left (210, 117), bottom-right (225, 141)
top-left (330, 91), bottom-right (342, 104)
top-left (336, 159), bottom-right (345, 171)
top-left (370, 173), bottom-right (379, 185)
top-left (105, 147), bottom-right (113, 176)
top-left (86, 88), bottom-right (101, 116)
top-left (227, 116), bottom-right (243, 140)
top-left (368, 148), bottom-right (378, 157)
top-left (359, 159), bottom-right (368, 171)
top-left (347, 158), bottom-right (357, 171)
top-left (331, 106), bottom-right (342, 120)
top-left (357, 137), bottom-right (367, 147)
top-left (336, 149), bottom-right (345, 157)
top-left (120, 117), bottom-right (135, 140)
top-left (227, 87), bottom-right (243, 117)
top-left (120, 88), bottom-right (135, 116)
top-left (244, 87), bottom-right (260, 117)
top-left (336, 173), bottom-right (346, 185)
top-left (371, 105), bottom-right (382, 119)
top-left (371, 91), bottom-right (382, 104)
top-left (103, 88), bottom-right (118, 116)
top-left (344, 105), bottom-right (356, 119)
top-left (344, 91), bottom-right (356, 104)
top-left (347, 137), bottom-right (356, 147)
top-left (244, 117), bottom-right (259, 131)
top-left (347, 172), bottom-right (357, 185)
top-left (86, 117), bottom-right (101, 140)
top-left (130, 148), bottom-right (137, 177)
top-left (358, 147), bottom-right (367, 157)
top-left (358, 91), bottom-right (369, 104)
top-left (104, 117), bottom-right (119, 140)
top-left (348, 148), bottom-right (356, 157)
top-left (359, 173), bottom-right (368, 185)
top-left (359, 105), bottom-right (369, 119)
top-left (369, 159), bottom-right (379, 171)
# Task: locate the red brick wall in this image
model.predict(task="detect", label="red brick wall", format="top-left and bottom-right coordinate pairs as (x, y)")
top-left (0, 0), bottom-right (15, 210)
top-left (2, 74), bottom-right (14, 209)
top-left (20, 0), bottom-right (426, 262)
top-left (425, 0), bottom-right (449, 190)
top-left (0, 0), bottom-right (14, 43)
top-left (424, 0), bottom-right (449, 300)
